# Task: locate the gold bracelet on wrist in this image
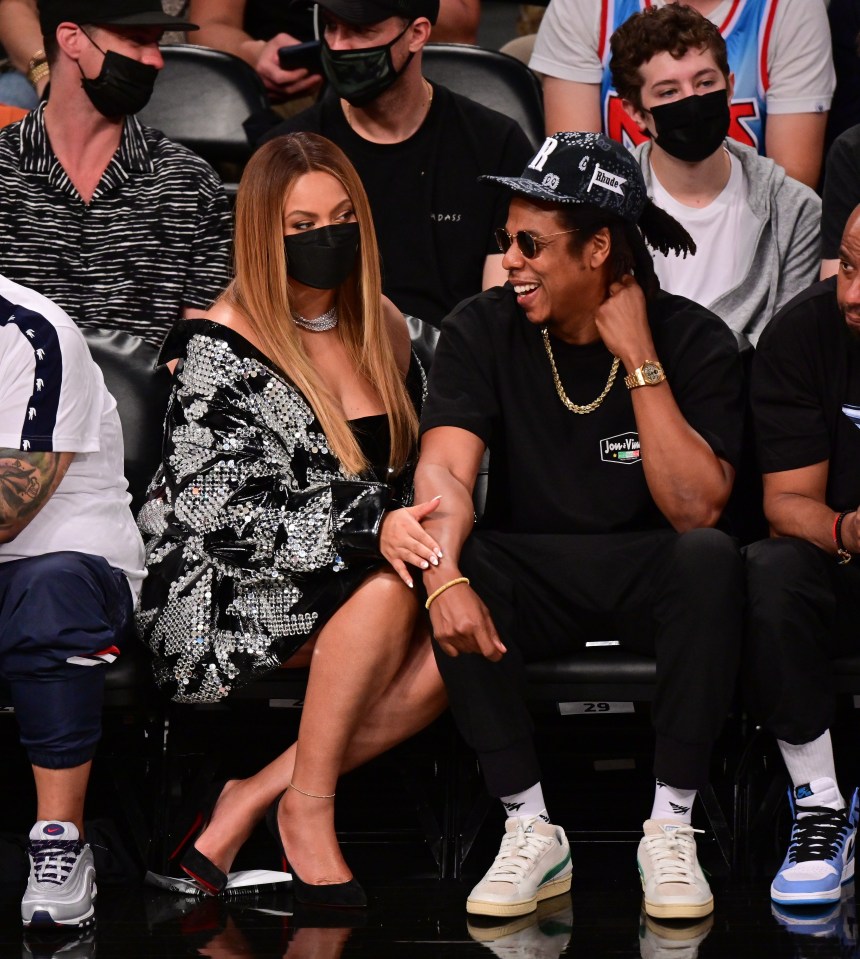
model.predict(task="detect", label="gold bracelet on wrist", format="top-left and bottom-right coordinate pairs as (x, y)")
top-left (26, 49), bottom-right (49, 88)
top-left (425, 577), bottom-right (470, 610)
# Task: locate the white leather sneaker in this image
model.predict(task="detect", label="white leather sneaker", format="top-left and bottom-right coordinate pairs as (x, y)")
top-left (467, 816), bottom-right (572, 918)
top-left (637, 820), bottom-right (713, 920)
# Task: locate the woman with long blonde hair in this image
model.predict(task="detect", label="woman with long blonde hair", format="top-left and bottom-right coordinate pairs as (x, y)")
top-left (137, 133), bottom-right (446, 906)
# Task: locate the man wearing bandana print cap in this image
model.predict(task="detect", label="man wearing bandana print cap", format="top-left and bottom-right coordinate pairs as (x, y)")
top-left (415, 132), bottom-right (745, 924)
top-left (0, 0), bottom-right (232, 349)
top-left (611, 4), bottom-right (820, 347)
top-left (260, 0), bottom-right (533, 329)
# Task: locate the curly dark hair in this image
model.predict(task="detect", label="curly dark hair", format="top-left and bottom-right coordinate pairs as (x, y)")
top-left (609, 4), bottom-right (729, 110)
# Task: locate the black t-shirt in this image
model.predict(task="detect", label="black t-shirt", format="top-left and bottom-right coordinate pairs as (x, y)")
top-left (822, 124), bottom-right (860, 259)
top-left (420, 286), bottom-right (744, 534)
top-left (263, 85), bottom-right (533, 327)
top-left (826, 0), bottom-right (860, 153)
top-left (752, 277), bottom-right (860, 510)
top-left (244, 0), bottom-right (315, 41)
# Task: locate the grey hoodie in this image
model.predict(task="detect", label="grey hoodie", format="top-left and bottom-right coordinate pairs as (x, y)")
top-left (633, 138), bottom-right (821, 346)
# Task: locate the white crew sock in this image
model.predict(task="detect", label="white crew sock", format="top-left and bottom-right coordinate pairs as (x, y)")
top-left (500, 781), bottom-right (549, 822)
top-left (650, 779), bottom-right (696, 824)
top-left (778, 731), bottom-right (844, 816)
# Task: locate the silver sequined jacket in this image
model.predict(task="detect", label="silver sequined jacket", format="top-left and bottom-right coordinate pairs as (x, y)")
top-left (136, 321), bottom-right (424, 703)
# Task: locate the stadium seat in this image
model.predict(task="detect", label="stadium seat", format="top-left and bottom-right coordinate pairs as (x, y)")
top-left (138, 44), bottom-right (271, 174)
top-left (422, 43), bottom-right (545, 149)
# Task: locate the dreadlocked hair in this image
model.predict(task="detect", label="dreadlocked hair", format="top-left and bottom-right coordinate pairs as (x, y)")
top-left (639, 198), bottom-right (696, 259)
top-left (559, 201), bottom-right (695, 302)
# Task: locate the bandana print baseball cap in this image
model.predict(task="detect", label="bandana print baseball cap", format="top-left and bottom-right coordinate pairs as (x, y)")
top-left (480, 132), bottom-right (648, 225)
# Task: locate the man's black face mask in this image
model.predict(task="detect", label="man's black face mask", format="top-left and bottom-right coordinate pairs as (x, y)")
top-left (78, 31), bottom-right (159, 118)
top-left (320, 22), bottom-right (414, 107)
top-left (647, 89), bottom-right (731, 163)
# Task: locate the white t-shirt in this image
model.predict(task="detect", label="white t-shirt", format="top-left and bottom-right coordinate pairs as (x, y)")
top-left (649, 150), bottom-right (758, 307)
top-left (0, 274), bottom-right (145, 597)
top-left (531, 0), bottom-right (835, 117)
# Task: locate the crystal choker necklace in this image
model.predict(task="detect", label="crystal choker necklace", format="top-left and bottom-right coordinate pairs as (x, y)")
top-left (291, 305), bottom-right (338, 332)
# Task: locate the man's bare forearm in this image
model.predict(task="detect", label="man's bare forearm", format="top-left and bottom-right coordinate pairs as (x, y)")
top-left (413, 461), bottom-right (476, 590)
top-left (632, 385), bottom-right (733, 530)
top-left (0, 449), bottom-right (72, 542)
top-left (0, 0), bottom-right (43, 76)
top-left (767, 491), bottom-right (840, 554)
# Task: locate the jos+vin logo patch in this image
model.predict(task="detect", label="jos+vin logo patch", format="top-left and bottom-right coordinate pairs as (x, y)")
top-left (600, 432), bottom-right (641, 465)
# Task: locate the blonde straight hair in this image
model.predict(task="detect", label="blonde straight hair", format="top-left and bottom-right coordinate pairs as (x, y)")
top-left (224, 133), bottom-right (418, 476)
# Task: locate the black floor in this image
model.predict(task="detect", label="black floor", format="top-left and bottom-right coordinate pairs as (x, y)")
top-left (2, 706), bottom-right (860, 958)
top-left (3, 844), bottom-right (857, 958)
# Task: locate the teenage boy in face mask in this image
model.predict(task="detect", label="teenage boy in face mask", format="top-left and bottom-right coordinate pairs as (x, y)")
top-left (261, 0), bottom-right (533, 329)
top-left (612, 4), bottom-right (821, 347)
top-left (0, 0), bottom-right (232, 349)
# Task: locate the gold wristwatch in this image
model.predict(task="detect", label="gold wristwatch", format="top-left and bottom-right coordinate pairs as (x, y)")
top-left (624, 360), bottom-right (666, 390)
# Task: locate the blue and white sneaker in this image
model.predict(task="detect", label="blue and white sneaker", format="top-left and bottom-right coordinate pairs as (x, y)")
top-left (772, 885), bottom-right (856, 941)
top-left (771, 781), bottom-right (858, 906)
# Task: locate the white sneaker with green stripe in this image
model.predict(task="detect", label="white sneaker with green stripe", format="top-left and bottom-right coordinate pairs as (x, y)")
top-left (638, 820), bottom-right (713, 919)
top-left (466, 816), bottom-right (572, 918)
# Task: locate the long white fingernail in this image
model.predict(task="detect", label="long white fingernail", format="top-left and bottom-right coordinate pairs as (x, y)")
top-left (431, 556), bottom-right (438, 566)
top-left (435, 549), bottom-right (444, 558)
top-left (407, 579), bottom-right (414, 588)
top-left (432, 494), bottom-right (443, 501)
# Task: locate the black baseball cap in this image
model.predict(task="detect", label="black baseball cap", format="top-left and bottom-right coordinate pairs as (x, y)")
top-left (480, 132), bottom-right (648, 225)
top-left (39, 0), bottom-right (198, 35)
top-left (315, 0), bottom-right (439, 26)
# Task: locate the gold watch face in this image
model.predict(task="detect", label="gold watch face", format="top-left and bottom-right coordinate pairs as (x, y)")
top-left (642, 362), bottom-right (663, 384)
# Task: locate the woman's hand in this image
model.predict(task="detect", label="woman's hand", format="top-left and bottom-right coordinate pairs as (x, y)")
top-left (380, 496), bottom-right (444, 588)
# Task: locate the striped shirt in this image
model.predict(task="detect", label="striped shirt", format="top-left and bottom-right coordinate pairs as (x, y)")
top-left (0, 103), bottom-right (233, 349)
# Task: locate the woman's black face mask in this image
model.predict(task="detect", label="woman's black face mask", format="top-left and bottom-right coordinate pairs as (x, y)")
top-left (284, 222), bottom-right (361, 290)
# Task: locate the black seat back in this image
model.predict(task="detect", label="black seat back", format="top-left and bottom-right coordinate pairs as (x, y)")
top-left (82, 328), bottom-right (172, 514)
top-left (405, 314), bottom-right (441, 373)
top-left (138, 44), bottom-right (270, 167)
top-left (422, 43), bottom-right (545, 149)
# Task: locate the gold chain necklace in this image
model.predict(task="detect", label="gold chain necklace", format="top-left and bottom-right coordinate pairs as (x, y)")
top-left (541, 327), bottom-right (620, 414)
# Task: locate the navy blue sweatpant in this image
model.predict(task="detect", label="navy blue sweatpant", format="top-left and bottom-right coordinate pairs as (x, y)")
top-left (0, 551), bottom-right (133, 769)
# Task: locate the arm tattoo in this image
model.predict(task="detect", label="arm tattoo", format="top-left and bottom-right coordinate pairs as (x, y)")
top-left (0, 450), bottom-right (61, 528)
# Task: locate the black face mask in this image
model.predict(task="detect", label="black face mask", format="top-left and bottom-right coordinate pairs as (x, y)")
top-left (79, 33), bottom-right (159, 118)
top-left (284, 222), bottom-right (360, 290)
top-left (321, 23), bottom-right (413, 107)
top-left (648, 89), bottom-right (731, 163)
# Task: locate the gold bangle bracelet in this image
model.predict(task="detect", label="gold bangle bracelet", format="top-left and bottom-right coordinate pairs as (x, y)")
top-left (27, 61), bottom-right (50, 88)
top-left (425, 576), bottom-right (470, 610)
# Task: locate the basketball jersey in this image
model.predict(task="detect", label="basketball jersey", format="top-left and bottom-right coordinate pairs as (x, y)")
top-left (599, 0), bottom-right (777, 153)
